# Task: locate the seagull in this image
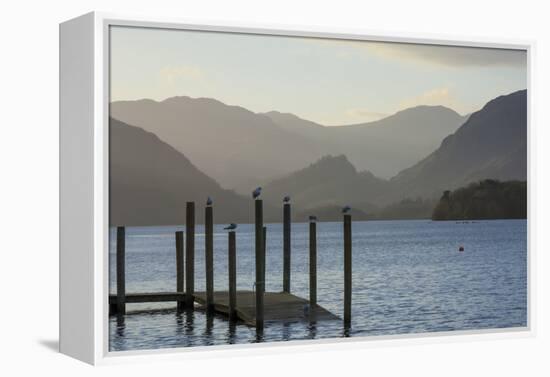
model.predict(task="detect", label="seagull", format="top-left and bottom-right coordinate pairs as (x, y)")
top-left (342, 205), bottom-right (351, 214)
top-left (224, 223), bottom-right (237, 230)
top-left (206, 196), bottom-right (213, 206)
top-left (252, 187), bottom-right (262, 199)
top-left (283, 195), bottom-right (291, 203)
top-left (309, 215), bottom-right (317, 222)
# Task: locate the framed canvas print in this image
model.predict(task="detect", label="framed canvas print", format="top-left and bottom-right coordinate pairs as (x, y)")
top-left (59, 12), bottom-right (531, 365)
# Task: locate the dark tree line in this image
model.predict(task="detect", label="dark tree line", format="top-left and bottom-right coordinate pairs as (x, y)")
top-left (432, 179), bottom-right (527, 220)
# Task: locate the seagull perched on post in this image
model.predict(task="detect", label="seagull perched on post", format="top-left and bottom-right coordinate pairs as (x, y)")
top-left (309, 215), bottom-right (317, 222)
top-left (206, 196), bottom-right (213, 206)
top-left (252, 187), bottom-right (262, 199)
top-left (342, 205), bottom-right (351, 214)
top-left (283, 195), bottom-right (290, 203)
top-left (224, 223), bottom-right (237, 230)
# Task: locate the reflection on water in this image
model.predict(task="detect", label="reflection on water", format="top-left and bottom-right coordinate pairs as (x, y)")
top-left (109, 220), bottom-right (527, 351)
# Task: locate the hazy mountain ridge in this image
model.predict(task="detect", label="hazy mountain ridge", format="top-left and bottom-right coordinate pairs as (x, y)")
top-left (263, 155), bottom-right (386, 213)
top-left (109, 117), bottom-right (278, 225)
top-left (264, 105), bottom-right (467, 179)
top-left (384, 89), bottom-right (527, 202)
top-left (111, 96), bottom-right (467, 191)
top-left (263, 90), bottom-right (526, 217)
top-left (111, 97), bottom-right (325, 193)
top-left (110, 90), bottom-right (526, 225)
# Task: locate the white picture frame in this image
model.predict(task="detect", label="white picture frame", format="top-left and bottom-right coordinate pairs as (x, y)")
top-left (59, 11), bottom-right (534, 365)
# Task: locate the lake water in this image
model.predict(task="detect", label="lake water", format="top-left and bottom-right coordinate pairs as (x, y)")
top-left (109, 219), bottom-right (527, 351)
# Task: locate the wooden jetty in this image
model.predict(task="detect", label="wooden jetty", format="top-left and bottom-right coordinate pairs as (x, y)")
top-left (194, 291), bottom-right (338, 325)
top-left (110, 199), bottom-right (352, 330)
top-left (109, 291), bottom-right (339, 325)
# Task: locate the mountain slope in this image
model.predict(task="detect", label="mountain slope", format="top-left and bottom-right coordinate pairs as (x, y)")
top-left (262, 155), bottom-right (387, 214)
top-left (386, 90), bottom-right (527, 201)
top-left (110, 97), bottom-right (325, 193)
top-left (111, 97), bottom-right (466, 193)
top-left (110, 117), bottom-right (274, 225)
top-left (265, 105), bottom-right (467, 178)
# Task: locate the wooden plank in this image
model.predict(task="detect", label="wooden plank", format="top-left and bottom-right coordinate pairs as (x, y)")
top-left (194, 291), bottom-right (340, 326)
top-left (109, 292), bottom-right (186, 304)
top-left (108, 290), bottom-right (340, 327)
top-left (185, 202), bottom-right (195, 309)
top-left (116, 226), bottom-right (126, 315)
top-left (255, 200), bottom-right (264, 331)
top-left (205, 205), bottom-right (214, 311)
top-left (228, 231), bottom-right (237, 322)
top-left (309, 221), bottom-right (317, 307)
top-left (344, 214), bottom-right (352, 326)
top-left (175, 231), bottom-right (184, 311)
top-left (283, 203), bottom-right (291, 293)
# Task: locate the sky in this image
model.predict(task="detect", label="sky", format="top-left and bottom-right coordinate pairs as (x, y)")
top-left (110, 26), bottom-right (527, 126)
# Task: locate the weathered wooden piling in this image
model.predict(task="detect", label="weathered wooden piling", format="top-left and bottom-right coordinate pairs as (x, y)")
top-left (185, 202), bottom-right (195, 309)
top-left (343, 214), bottom-right (352, 326)
top-left (205, 205), bottom-right (214, 312)
top-left (255, 199), bottom-right (264, 331)
top-left (116, 226), bottom-right (126, 315)
top-left (228, 231), bottom-right (237, 322)
top-left (263, 226), bottom-right (267, 260)
top-left (263, 225), bottom-right (267, 294)
top-left (309, 220), bottom-right (317, 307)
top-left (175, 231), bottom-right (184, 311)
top-left (283, 202), bottom-right (291, 293)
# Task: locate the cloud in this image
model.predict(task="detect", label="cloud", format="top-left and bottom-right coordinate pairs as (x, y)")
top-left (363, 42), bottom-right (526, 68)
top-left (345, 108), bottom-right (389, 122)
top-left (159, 65), bottom-right (204, 85)
top-left (308, 38), bottom-right (526, 68)
top-left (398, 87), bottom-right (465, 113)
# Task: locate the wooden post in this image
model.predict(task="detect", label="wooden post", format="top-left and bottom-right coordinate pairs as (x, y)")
top-left (255, 200), bottom-right (264, 332)
top-left (263, 225), bottom-right (267, 292)
top-left (309, 221), bottom-right (317, 307)
top-left (185, 202), bottom-right (195, 309)
top-left (205, 205), bottom-right (214, 312)
top-left (175, 231), bottom-right (184, 311)
top-left (228, 231), bottom-right (237, 322)
top-left (283, 203), bottom-right (291, 293)
top-left (344, 214), bottom-right (352, 326)
top-left (116, 226), bottom-right (126, 315)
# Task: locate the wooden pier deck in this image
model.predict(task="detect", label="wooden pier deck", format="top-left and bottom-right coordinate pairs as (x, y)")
top-left (109, 291), bottom-right (340, 326)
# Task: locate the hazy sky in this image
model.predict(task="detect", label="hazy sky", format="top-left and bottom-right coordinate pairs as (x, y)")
top-left (110, 26), bottom-right (527, 125)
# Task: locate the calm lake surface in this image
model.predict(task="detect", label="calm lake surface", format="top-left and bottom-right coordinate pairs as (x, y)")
top-left (109, 219), bottom-right (527, 351)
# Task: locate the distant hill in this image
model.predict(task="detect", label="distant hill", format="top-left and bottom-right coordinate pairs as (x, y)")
top-left (261, 90), bottom-right (526, 217)
top-left (265, 105), bottom-right (466, 178)
top-left (109, 118), bottom-right (277, 225)
top-left (432, 180), bottom-right (527, 220)
top-left (262, 155), bottom-right (387, 215)
top-left (294, 205), bottom-right (371, 222)
top-left (111, 97), bottom-right (466, 193)
top-left (385, 89), bottom-right (527, 202)
top-left (109, 90), bottom-right (526, 224)
top-left (110, 97), bottom-right (325, 193)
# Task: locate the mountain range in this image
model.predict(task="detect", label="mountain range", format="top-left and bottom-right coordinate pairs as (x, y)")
top-left (109, 89), bottom-right (526, 225)
top-left (109, 118), bottom-right (277, 225)
top-left (264, 105), bottom-right (467, 180)
top-left (111, 97), bottom-right (466, 193)
top-left (384, 89), bottom-right (527, 202)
